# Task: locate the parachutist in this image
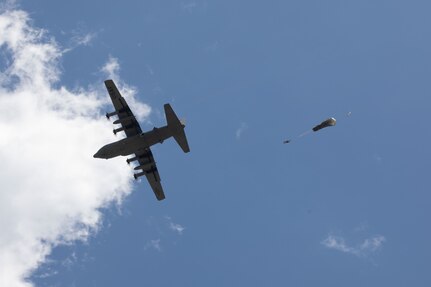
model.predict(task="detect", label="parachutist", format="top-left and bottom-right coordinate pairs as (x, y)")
top-left (283, 140), bottom-right (291, 144)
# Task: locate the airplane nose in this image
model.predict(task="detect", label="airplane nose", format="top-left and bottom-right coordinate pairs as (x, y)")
top-left (93, 150), bottom-right (103, 158)
top-left (93, 145), bottom-right (112, 159)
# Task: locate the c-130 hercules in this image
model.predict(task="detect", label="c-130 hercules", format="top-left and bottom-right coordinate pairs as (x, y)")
top-left (94, 80), bottom-right (190, 201)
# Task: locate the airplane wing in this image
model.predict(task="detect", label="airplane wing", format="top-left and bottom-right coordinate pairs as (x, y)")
top-left (134, 149), bottom-right (165, 201)
top-left (104, 79), bottom-right (142, 137)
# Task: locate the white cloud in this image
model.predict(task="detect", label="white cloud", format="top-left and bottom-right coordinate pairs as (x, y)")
top-left (181, 2), bottom-right (197, 13)
top-left (100, 56), bottom-right (151, 122)
top-left (169, 222), bottom-right (185, 235)
top-left (0, 7), bottom-right (150, 287)
top-left (360, 235), bottom-right (386, 252)
top-left (373, 153), bottom-right (383, 164)
top-left (101, 56), bottom-right (120, 81)
top-left (62, 32), bottom-right (96, 53)
top-left (60, 22), bottom-right (99, 53)
top-left (71, 32), bottom-right (95, 47)
top-left (236, 122), bottom-right (248, 140)
top-left (165, 216), bottom-right (185, 235)
top-left (321, 234), bottom-right (386, 258)
top-left (146, 64), bottom-right (154, 76)
top-left (32, 268), bottom-right (58, 279)
top-left (180, 0), bottom-right (208, 14)
top-left (353, 222), bottom-right (369, 233)
top-left (144, 239), bottom-right (162, 252)
top-left (0, 0), bottom-right (17, 11)
top-left (321, 235), bottom-right (358, 255)
top-left (205, 40), bottom-right (220, 53)
top-left (61, 252), bottom-right (78, 270)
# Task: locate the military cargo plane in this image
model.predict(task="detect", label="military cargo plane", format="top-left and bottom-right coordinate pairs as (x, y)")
top-left (94, 80), bottom-right (190, 201)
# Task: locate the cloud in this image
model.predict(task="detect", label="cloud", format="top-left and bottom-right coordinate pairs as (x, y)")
top-left (100, 56), bottom-right (151, 122)
top-left (205, 40), bottom-right (220, 53)
top-left (62, 32), bottom-right (96, 53)
top-left (360, 235), bottom-right (386, 252)
top-left (180, 0), bottom-right (208, 14)
top-left (59, 22), bottom-right (100, 53)
top-left (0, 7), bottom-right (150, 287)
top-left (321, 234), bottom-right (386, 257)
top-left (181, 2), bottom-right (197, 13)
top-left (0, 0), bottom-right (17, 11)
top-left (165, 216), bottom-right (185, 235)
top-left (142, 216), bottom-right (185, 252)
top-left (169, 222), bottom-right (185, 235)
top-left (101, 56), bottom-right (120, 81)
top-left (373, 153), bottom-right (383, 164)
top-left (32, 250), bottom-right (94, 280)
top-left (236, 122), bottom-right (248, 140)
top-left (322, 236), bottom-right (353, 254)
top-left (144, 239), bottom-right (162, 252)
top-left (74, 32), bottom-right (94, 46)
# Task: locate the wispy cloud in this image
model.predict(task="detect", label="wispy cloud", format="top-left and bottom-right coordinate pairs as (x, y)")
top-left (70, 31), bottom-right (96, 47)
top-left (205, 40), bottom-right (220, 53)
top-left (180, 0), bottom-right (208, 14)
top-left (165, 216), bottom-right (185, 235)
top-left (373, 153), bottom-right (383, 164)
top-left (169, 222), bottom-right (185, 235)
top-left (62, 23), bottom-right (99, 53)
top-left (0, 7), bottom-right (149, 287)
top-left (32, 268), bottom-right (58, 279)
top-left (100, 56), bottom-right (151, 122)
top-left (181, 2), bottom-right (197, 13)
top-left (146, 64), bottom-right (154, 76)
top-left (322, 236), bottom-right (356, 254)
top-left (61, 252), bottom-right (78, 270)
top-left (236, 122), bottom-right (248, 140)
top-left (321, 234), bottom-right (386, 257)
top-left (63, 33), bottom-right (96, 53)
top-left (101, 55), bottom-right (120, 80)
top-left (32, 250), bottom-right (94, 280)
top-left (143, 217), bottom-right (185, 251)
top-left (360, 236), bottom-right (386, 252)
top-left (0, 0), bottom-right (17, 11)
top-left (144, 239), bottom-right (162, 252)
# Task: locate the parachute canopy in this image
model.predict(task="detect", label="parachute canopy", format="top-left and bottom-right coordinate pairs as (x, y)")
top-left (283, 117), bottom-right (338, 144)
top-left (312, 117), bottom-right (336, 132)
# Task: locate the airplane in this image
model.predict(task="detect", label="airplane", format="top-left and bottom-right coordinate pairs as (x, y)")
top-left (93, 79), bottom-right (190, 201)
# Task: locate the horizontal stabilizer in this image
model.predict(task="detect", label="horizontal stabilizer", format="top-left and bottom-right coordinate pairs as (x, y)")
top-left (164, 104), bottom-right (190, 153)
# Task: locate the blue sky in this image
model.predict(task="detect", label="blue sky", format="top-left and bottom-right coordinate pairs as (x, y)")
top-left (1, 1), bottom-right (430, 286)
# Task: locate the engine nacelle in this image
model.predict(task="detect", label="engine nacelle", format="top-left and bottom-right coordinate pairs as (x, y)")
top-left (133, 172), bottom-right (146, 180)
top-left (113, 127), bottom-right (125, 135)
top-left (126, 156), bottom-right (138, 164)
top-left (106, 111), bottom-right (118, 119)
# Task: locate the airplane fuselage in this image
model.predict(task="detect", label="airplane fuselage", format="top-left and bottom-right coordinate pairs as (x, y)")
top-left (94, 125), bottom-right (173, 159)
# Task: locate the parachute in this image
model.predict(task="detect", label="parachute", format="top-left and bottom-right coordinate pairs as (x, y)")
top-left (283, 116), bottom-right (339, 144)
top-left (312, 117), bottom-right (336, 132)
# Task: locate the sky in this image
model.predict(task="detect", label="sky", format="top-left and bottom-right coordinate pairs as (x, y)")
top-left (1, 0), bottom-right (430, 286)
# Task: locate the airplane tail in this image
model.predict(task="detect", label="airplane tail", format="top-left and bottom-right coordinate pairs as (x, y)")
top-left (164, 104), bottom-right (190, 153)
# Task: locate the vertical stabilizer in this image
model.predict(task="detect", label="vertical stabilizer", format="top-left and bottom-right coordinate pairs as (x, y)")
top-left (164, 104), bottom-right (190, 153)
